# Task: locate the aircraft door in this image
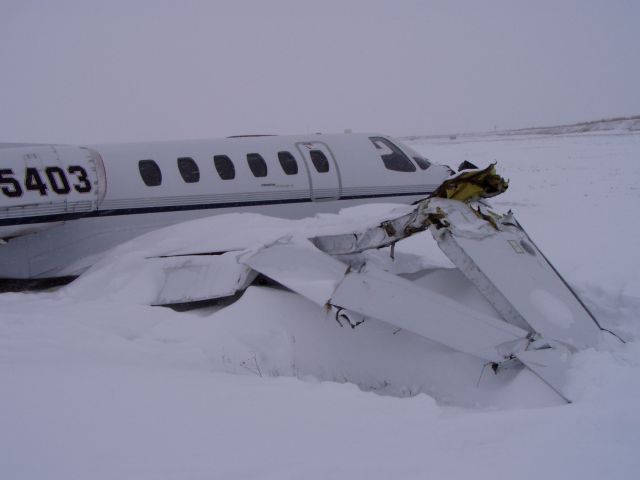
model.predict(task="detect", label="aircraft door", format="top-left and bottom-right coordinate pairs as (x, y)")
top-left (295, 141), bottom-right (341, 201)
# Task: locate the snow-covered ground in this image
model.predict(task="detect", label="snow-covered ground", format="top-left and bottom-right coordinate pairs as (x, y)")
top-left (2, 130), bottom-right (640, 479)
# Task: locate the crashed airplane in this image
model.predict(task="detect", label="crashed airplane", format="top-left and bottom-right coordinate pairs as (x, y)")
top-left (0, 133), bottom-right (621, 402)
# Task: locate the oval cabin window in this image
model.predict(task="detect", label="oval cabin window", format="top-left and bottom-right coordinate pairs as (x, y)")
top-left (278, 151), bottom-right (298, 175)
top-left (177, 157), bottom-right (200, 183)
top-left (246, 153), bottom-right (268, 178)
top-left (309, 150), bottom-right (330, 173)
top-left (138, 159), bottom-right (162, 186)
top-left (213, 155), bottom-right (236, 180)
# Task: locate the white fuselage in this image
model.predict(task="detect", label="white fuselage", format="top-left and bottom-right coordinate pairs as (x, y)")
top-left (0, 133), bottom-right (450, 279)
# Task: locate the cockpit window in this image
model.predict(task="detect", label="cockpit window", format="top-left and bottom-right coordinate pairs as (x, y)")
top-left (403, 145), bottom-right (431, 170)
top-left (177, 157), bottom-right (200, 183)
top-left (412, 156), bottom-right (431, 170)
top-left (369, 137), bottom-right (417, 172)
top-left (278, 151), bottom-right (299, 175)
top-left (309, 150), bottom-right (330, 173)
top-left (246, 153), bottom-right (268, 177)
top-left (138, 159), bottom-right (162, 186)
top-left (213, 155), bottom-right (235, 180)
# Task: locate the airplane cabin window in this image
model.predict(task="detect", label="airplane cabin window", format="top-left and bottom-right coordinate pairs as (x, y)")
top-left (369, 137), bottom-right (417, 172)
top-left (246, 153), bottom-right (268, 178)
top-left (213, 155), bottom-right (236, 180)
top-left (177, 157), bottom-right (200, 183)
top-left (278, 151), bottom-right (298, 175)
top-left (138, 159), bottom-right (162, 186)
top-left (309, 150), bottom-right (330, 173)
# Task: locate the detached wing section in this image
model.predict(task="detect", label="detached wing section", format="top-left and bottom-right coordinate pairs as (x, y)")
top-left (129, 164), bottom-right (617, 402)
top-left (243, 243), bottom-right (526, 362)
top-left (430, 201), bottom-right (603, 350)
top-left (326, 264), bottom-right (528, 363)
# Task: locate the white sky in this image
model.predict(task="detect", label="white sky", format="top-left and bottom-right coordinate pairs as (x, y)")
top-left (1, 0), bottom-right (639, 143)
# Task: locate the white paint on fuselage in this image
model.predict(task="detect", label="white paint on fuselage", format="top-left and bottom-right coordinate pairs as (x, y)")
top-left (0, 133), bottom-right (450, 279)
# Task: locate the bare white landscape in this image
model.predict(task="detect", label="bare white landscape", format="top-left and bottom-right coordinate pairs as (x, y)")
top-left (1, 125), bottom-right (639, 479)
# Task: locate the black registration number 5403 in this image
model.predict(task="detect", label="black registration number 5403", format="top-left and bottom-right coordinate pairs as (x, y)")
top-left (0, 166), bottom-right (92, 198)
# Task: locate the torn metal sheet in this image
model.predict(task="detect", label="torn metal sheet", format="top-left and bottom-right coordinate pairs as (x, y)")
top-left (310, 201), bottom-right (441, 255)
top-left (430, 163), bottom-right (509, 201)
top-left (310, 163), bottom-right (511, 255)
top-left (152, 252), bottom-right (256, 306)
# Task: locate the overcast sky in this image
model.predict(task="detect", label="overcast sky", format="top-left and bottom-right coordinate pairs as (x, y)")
top-left (1, 0), bottom-right (639, 144)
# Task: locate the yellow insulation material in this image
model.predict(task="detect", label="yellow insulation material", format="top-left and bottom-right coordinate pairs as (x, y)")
top-left (430, 163), bottom-right (509, 201)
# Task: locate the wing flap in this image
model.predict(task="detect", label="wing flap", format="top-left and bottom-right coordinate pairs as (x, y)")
top-left (152, 252), bottom-right (256, 306)
top-left (429, 200), bottom-right (602, 349)
top-left (241, 242), bottom-right (348, 305)
top-left (244, 243), bottom-right (528, 363)
top-left (330, 263), bottom-right (528, 362)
